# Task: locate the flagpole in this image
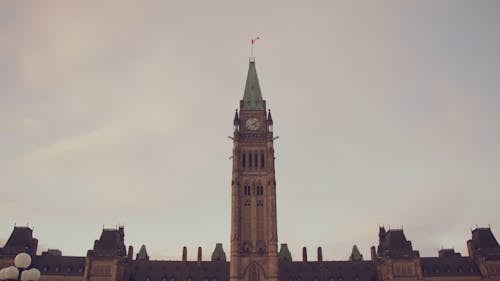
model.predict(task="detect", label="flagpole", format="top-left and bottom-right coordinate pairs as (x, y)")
top-left (251, 40), bottom-right (254, 61)
top-left (250, 37), bottom-right (259, 62)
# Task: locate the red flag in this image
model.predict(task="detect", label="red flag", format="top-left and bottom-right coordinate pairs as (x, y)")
top-left (251, 37), bottom-right (261, 45)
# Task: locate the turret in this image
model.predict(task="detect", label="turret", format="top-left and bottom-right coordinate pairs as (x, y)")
top-left (211, 243), bottom-right (226, 261)
top-left (267, 109), bottom-right (273, 132)
top-left (278, 244), bottom-right (292, 262)
top-left (350, 245), bottom-right (363, 261)
top-left (233, 109), bottom-right (240, 132)
top-left (136, 245), bottom-right (149, 261)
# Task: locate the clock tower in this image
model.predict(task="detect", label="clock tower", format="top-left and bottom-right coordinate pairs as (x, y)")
top-left (230, 60), bottom-right (278, 281)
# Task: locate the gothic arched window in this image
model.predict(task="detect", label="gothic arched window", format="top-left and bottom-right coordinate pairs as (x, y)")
top-left (249, 265), bottom-right (260, 281)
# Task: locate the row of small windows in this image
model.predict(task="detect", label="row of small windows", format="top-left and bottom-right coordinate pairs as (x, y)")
top-left (41, 266), bottom-right (84, 273)
top-left (144, 277), bottom-right (218, 281)
top-left (288, 276), bottom-right (373, 281)
top-left (244, 199), bottom-right (264, 207)
top-left (422, 265), bottom-right (476, 274)
top-left (241, 152), bottom-right (265, 169)
top-left (133, 266), bottom-right (221, 272)
top-left (283, 265), bottom-right (373, 272)
top-left (244, 185), bottom-right (264, 196)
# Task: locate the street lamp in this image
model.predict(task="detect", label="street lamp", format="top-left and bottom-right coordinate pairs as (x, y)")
top-left (0, 253), bottom-right (40, 281)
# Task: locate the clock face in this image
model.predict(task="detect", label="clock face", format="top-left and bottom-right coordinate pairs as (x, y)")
top-left (245, 117), bottom-right (260, 130)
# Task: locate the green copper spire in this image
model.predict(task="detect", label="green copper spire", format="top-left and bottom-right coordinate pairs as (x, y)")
top-left (242, 61), bottom-right (264, 110)
top-left (349, 244), bottom-right (363, 261)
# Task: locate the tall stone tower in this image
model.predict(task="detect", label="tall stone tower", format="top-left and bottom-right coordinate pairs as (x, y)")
top-left (230, 60), bottom-right (278, 281)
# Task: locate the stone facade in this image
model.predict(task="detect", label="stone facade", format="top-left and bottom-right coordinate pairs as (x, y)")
top-left (1, 60), bottom-right (499, 281)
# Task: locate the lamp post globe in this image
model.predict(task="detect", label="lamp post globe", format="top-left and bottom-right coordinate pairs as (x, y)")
top-left (5, 266), bottom-right (19, 280)
top-left (0, 253), bottom-right (40, 281)
top-left (21, 268), bottom-right (40, 281)
top-left (14, 253), bottom-right (31, 269)
top-left (20, 269), bottom-right (31, 281)
top-left (29, 269), bottom-right (40, 281)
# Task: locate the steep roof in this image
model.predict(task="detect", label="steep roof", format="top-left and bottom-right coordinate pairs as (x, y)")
top-left (350, 245), bottom-right (363, 261)
top-left (211, 243), bottom-right (226, 261)
top-left (125, 260), bottom-right (379, 281)
top-left (279, 261), bottom-right (378, 281)
top-left (125, 260), bottom-right (229, 281)
top-left (0, 226), bottom-right (38, 256)
top-left (89, 227), bottom-right (127, 257)
top-left (137, 245), bottom-right (149, 261)
top-left (469, 227), bottom-right (500, 259)
top-left (241, 61), bottom-right (264, 110)
top-left (377, 228), bottom-right (418, 258)
top-left (471, 228), bottom-right (499, 249)
top-left (420, 257), bottom-right (480, 277)
top-left (279, 244), bottom-right (292, 262)
top-left (31, 255), bottom-right (85, 276)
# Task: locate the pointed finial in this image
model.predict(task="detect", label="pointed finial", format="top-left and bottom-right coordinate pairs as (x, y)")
top-left (234, 109), bottom-right (240, 127)
top-left (267, 109), bottom-right (273, 124)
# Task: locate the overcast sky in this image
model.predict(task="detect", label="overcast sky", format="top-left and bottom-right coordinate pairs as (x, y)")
top-left (1, 1), bottom-right (499, 261)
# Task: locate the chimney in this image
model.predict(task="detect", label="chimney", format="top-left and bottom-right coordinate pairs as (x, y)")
top-left (317, 247), bottom-right (323, 261)
top-left (370, 246), bottom-right (377, 261)
top-left (119, 226), bottom-right (125, 240)
top-left (128, 246), bottom-right (134, 261)
top-left (302, 247), bottom-right (307, 262)
top-left (198, 247), bottom-right (202, 262)
top-left (182, 246), bottom-right (187, 262)
top-left (467, 240), bottom-right (475, 258)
